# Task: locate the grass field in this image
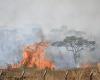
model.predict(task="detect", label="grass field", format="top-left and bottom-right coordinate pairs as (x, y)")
top-left (0, 66), bottom-right (100, 80)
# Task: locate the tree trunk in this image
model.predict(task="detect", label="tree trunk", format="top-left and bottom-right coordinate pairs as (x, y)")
top-left (73, 53), bottom-right (80, 67)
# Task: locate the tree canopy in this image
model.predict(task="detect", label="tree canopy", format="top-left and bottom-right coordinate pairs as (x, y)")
top-left (52, 36), bottom-right (96, 66)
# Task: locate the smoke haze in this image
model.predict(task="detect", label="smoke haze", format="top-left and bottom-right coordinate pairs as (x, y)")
top-left (0, 0), bottom-right (100, 69)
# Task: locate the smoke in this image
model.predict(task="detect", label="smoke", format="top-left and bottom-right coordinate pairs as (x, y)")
top-left (0, 25), bottom-right (99, 69)
top-left (45, 26), bottom-right (98, 69)
top-left (0, 0), bottom-right (100, 34)
top-left (0, 0), bottom-right (100, 69)
top-left (0, 25), bottom-right (43, 68)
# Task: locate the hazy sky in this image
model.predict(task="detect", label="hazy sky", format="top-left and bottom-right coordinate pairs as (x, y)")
top-left (0, 0), bottom-right (100, 35)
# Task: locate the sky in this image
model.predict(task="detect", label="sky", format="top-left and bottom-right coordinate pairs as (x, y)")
top-left (0, 0), bottom-right (100, 35)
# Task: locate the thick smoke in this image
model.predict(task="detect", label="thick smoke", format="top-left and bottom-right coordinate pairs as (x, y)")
top-left (0, 25), bottom-right (42, 68)
top-left (0, 25), bottom-right (99, 69)
top-left (45, 26), bottom-right (98, 69)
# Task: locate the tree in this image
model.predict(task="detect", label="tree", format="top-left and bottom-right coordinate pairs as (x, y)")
top-left (52, 36), bottom-right (96, 67)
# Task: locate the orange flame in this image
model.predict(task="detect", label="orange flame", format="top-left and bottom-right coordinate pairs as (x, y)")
top-left (12, 42), bottom-right (55, 70)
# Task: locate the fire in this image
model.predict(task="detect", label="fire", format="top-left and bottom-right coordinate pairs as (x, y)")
top-left (12, 42), bottom-right (55, 70)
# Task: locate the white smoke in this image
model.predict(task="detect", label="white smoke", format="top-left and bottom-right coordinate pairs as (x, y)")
top-left (0, 25), bottom-right (99, 69)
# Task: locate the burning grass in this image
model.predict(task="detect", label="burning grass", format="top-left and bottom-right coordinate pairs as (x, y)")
top-left (5, 41), bottom-right (100, 80)
top-left (12, 42), bottom-right (55, 70)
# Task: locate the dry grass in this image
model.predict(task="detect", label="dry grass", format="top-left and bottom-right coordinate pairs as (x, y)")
top-left (0, 66), bottom-right (100, 80)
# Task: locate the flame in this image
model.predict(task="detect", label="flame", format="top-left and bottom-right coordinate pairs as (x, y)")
top-left (12, 42), bottom-right (55, 70)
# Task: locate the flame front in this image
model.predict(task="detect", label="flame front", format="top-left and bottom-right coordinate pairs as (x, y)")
top-left (12, 42), bottom-right (55, 70)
